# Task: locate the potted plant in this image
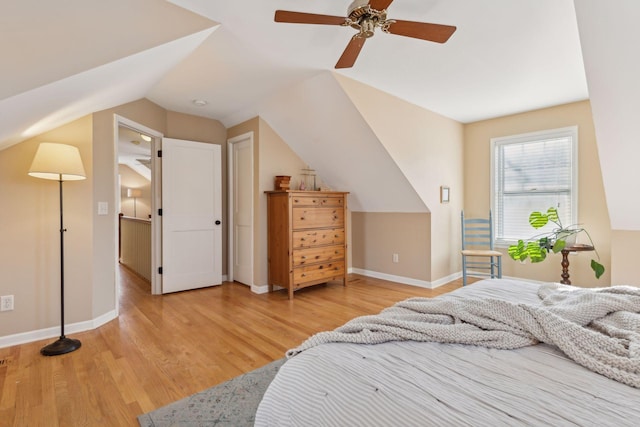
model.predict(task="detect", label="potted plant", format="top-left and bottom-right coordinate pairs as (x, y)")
top-left (507, 207), bottom-right (605, 279)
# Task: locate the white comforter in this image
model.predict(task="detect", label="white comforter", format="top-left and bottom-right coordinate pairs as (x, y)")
top-left (256, 279), bottom-right (640, 426)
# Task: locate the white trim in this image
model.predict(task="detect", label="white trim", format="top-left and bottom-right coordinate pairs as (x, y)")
top-left (491, 125), bottom-right (579, 246)
top-left (227, 132), bottom-right (255, 286)
top-left (350, 268), bottom-right (436, 289)
top-left (431, 272), bottom-right (463, 288)
top-left (251, 284), bottom-right (270, 294)
top-left (0, 310), bottom-right (117, 349)
top-left (114, 115), bottom-right (164, 295)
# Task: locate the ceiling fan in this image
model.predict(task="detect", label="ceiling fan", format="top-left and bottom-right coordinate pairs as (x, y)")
top-left (274, 0), bottom-right (456, 69)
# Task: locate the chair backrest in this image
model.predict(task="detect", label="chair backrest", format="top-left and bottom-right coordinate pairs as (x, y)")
top-left (461, 211), bottom-right (495, 251)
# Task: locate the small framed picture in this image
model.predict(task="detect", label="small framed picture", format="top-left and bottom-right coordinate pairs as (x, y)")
top-left (440, 186), bottom-right (450, 203)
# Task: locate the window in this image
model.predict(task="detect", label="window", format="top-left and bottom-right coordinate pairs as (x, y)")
top-left (492, 126), bottom-right (577, 246)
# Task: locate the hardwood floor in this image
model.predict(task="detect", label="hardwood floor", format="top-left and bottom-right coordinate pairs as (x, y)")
top-left (0, 267), bottom-right (466, 426)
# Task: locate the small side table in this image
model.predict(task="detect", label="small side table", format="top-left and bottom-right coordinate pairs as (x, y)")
top-left (560, 244), bottom-right (594, 285)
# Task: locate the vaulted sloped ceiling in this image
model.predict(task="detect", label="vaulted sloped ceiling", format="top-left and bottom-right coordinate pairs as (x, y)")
top-left (1, 1), bottom-right (638, 230)
top-left (0, 27), bottom-right (216, 147)
top-left (0, 0), bottom-right (217, 150)
top-left (574, 1), bottom-right (640, 230)
top-left (334, 74), bottom-right (463, 212)
top-left (258, 72), bottom-right (427, 213)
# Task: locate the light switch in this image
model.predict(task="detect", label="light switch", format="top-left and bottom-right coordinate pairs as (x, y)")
top-left (98, 202), bottom-right (108, 215)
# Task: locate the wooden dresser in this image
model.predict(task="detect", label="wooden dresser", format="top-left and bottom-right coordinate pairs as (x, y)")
top-left (266, 190), bottom-right (349, 299)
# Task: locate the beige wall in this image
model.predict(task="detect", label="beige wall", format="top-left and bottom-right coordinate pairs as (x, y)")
top-left (1, 98), bottom-right (227, 340)
top-left (351, 212), bottom-right (431, 281)
top-left (610, 230), bottom-right (640, 286)
top-left (336, 75), bottom-right (464, 283)
top-left (118, 165), bottom-right (151, 219)
top-left (0, 116), bottom-right (93, 337)
top-left (464, 100), bottom-right (611, 287)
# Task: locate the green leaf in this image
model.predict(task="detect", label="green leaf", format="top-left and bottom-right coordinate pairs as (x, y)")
top-left (591, 260), bottom-right (605, 279)
top-left (526, 241), bottom-right (546, 263)
top-left (529, 211), bottom-right (548, 229)
top-left (552, 239), bottom-right (566, 253)
top-left (546, 207), bottom-right (559, 223)
top-left (508, 240), bottom-right (527, 261)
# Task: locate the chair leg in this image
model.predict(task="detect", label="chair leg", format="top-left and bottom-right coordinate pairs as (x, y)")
top-left (462, 256), bottom-right (467, 286)
top-left (490, 257), bottom-right (495, 278)
top-left (497, 257), bottom-right (502, 279)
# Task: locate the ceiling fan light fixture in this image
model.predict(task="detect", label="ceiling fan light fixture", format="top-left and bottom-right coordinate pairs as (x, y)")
top-left (274, 0), bottom-right (456, 69)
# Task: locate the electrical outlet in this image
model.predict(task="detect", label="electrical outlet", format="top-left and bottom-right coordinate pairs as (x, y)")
top-left (1, 295), bottom-right (14, 311)
top-left (392, 253), bottom-right (399, 263)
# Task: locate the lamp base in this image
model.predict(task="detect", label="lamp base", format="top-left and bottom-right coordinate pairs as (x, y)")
top-left (40, 336), bottom-right (82, 356)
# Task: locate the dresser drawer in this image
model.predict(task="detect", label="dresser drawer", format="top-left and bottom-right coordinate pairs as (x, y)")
top-left (292, 196), bottom-right (321, 206)
top-left (293, 245), bottom-right (344, 267)
top-left (291, 195), bottom-right (345, 208)
top-left (293, 207), bottom-right (344, 229)
top-left (292, 228), bottom-right (345, 248)
top-left (294, 261), bottom-right (345, 284)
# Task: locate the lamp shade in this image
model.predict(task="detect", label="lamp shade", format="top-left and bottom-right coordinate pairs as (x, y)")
top-left (28, 142), bottom-right (86, 181)
top-left (127, 188), bottom-right (142, 198)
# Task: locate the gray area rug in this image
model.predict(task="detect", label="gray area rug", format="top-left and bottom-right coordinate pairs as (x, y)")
top-left (138, 358), bottom-right (285, 427)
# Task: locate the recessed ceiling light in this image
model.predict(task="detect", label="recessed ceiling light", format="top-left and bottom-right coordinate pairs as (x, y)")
top-left (192, 99), bottom-right (208, 107)
top-left (130, 140), bottom-right (141, 146)
top-left (140, 134), bottom-right (152, 142)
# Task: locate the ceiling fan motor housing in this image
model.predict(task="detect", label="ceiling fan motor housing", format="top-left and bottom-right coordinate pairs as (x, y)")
top-left (347, 0), bottom-right (390, 37)
top-left (274, 1), bottom-right (456, 69)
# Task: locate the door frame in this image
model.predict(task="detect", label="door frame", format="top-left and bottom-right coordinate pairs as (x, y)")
top-left (227, 132), bottom-right (254, 286)
top-left (113, 114), bottom-right (164, 296)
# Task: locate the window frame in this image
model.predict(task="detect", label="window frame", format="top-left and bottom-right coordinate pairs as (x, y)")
top-left (490, 126), bottom-right (578, 247)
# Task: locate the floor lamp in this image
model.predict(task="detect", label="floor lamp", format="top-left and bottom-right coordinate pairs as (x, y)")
top-left (127, 188), bottom-right (142, 218)
top-left (29, 142), bottom-right (86, 356)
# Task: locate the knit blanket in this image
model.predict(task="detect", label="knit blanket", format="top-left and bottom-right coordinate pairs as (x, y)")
top-left (287, 283), bottom-right (640, 388)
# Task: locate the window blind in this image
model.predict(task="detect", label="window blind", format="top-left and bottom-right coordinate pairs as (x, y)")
top-left (492, 127), bottom-right (577, 245)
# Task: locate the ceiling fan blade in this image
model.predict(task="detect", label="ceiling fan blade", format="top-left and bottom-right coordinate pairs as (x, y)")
top-left (335, 36), bottom-right (366, 69)
top-left (274, 10), bottom-right (346, 25)
top-left (369, 0), bottom-right (395, 11)
top-left (387, 20), bottom-right (456, 43)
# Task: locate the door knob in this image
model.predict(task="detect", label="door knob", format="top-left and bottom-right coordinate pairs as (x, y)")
top-left (215, 220), bottom-right (221, 225)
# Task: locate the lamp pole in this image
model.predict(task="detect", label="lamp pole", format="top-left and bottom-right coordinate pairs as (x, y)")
top-left (29, 142), bottom-right (85, 357)
top-left (40, 175), bottom-right (81, 356)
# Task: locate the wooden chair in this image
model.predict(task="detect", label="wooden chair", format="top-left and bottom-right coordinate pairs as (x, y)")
top-left (461, 211), bottom-right (502, 286)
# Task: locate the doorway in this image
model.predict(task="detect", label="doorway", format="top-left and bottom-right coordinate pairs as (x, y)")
top-left (115, 115), bottom-right (162, 295)
top-left (228, 132), bottom-right (254, 287)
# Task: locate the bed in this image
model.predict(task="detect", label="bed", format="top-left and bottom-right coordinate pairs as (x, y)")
top-left (255, 279), bottom-right (640, 426)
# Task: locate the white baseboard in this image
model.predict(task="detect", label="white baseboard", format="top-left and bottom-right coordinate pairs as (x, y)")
top-left (251, 284), bottom-right (270, 294)
top-left (350, 268), bottom-right (442, 289)
top-left (0, 309), bottom-right (118, 349)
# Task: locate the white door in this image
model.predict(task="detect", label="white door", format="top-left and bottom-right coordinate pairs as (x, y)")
top-left (229, 134), bottom-right (253, 285)
top-left (162, 138), bottom-right (222, 293)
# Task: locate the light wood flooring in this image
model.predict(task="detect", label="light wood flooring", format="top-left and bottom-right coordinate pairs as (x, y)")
top-left (0, 267), bottom-right (467, 427)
